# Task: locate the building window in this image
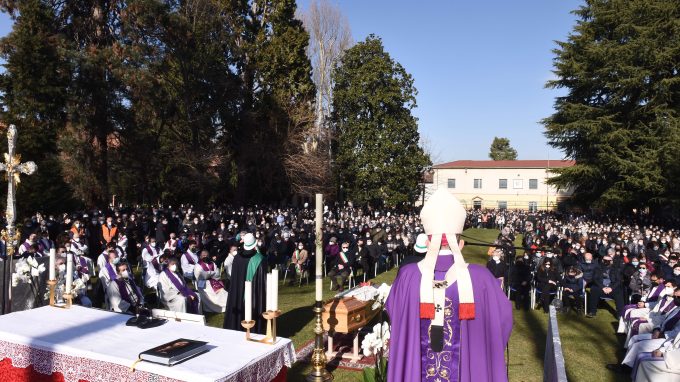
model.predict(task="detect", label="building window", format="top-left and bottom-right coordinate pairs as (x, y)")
top-left (499, 179), bottom-right (507, 189)
top-left (513, 179), bottom-right (523, 189)
top-left (498, 201), bottom-right (507, 210)
top-left (474, 179), bottom-right (482, 189)
top-left (473, 200), bottom-right (482, 210)
top-left (529, 179), bottom-right (538, 189)
top-left (447, 179), bottom-right (456, 189)
top-left (529, 201), bottom-right (537, 212)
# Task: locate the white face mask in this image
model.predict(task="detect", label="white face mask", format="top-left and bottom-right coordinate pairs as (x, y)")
top-left (121, 270), bottom-right (129, 279)
top-left (546, 254), bottom-right (553, 258)
top-left (492, 256), bottom-right (500, 262)
top-left (169, 265), bottom-right (177, 273)
top-left (675, 270), bottom-right (680, 276)
top-left (58, 264), bottom-right (66, 273)
top-left (666, 287), bottom-right (675, 295)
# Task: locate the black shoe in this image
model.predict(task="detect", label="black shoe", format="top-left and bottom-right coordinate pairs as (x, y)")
top-left (605, 363), bottom-right (630, 373)
top-left (586, 313), bottom-right (595, 318)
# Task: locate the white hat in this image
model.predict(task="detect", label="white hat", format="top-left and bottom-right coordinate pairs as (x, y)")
top-left (420, 188), bottom-right (466, 235)
top-left (414, 233), bottom-right (428, 254)
top-left (418, 188), bottom-right (475, 340)
top-left (243, 233), bottom-right (257, 251)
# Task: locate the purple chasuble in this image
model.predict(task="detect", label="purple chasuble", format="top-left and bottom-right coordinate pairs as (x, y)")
top-left (163, 268), bottom-right (199, 314)
top-left (662, 309), bottom-right (680, 332)
top-left (386, 257), bottom-right (513, 382)
top-left (198, 261), bottom-right (225, 292)
top-left (420, 255), bottom-right (462, 381)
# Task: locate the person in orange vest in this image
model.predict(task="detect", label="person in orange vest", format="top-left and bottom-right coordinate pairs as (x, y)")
top-left (101, 216), bottom-right (118, 246)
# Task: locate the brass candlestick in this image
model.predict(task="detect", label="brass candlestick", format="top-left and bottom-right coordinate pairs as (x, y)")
top-left (307, 301), bottom-right (333, 381)
top-left (47, 279), bottom-right (57, 306)
top-left (62, 292), bottom-right (73, 309)
top-left (246, 310), bottom-right (281, 345)
top-left (241, 320), bottom-right (255, 340)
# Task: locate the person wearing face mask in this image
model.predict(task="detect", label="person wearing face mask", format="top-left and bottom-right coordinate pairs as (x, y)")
top-left (181, 240), bottom-right (199, 281)
top-left (194, 250), bottom-right (227, 313)
top-left (145, 251), bottom-right (169, 289)
top-left (486, 249), bottom-right (507, 288)
top-left (328, 241), bottom-right (353, 291)
top-left (661, 255), bottom-right (680, 281)
top-left (288, 242), bottom-right (308, 285)
top-left (509, 255), bottom-right (532, 310)
top-left (158, 257), bottom-right (200, 314)
top-left (670, 264), bottom-right (680, 286)
top-left (615, 288), bottom-right (680, 375)
top-left (141, 236), bottom-right (160, 269)
top-left (107, 262), bottom-right (144, 314)
top-left (561, 266), bottom-right (584, 314)
top-left (625, 281), bottom-right (679, 342)
top-left (536, 258), bottom-right (561, 313)
top-left (578, 252), bottom-right (598, 286)
top-left (224, 233), bottom-right (267, 334)
top-left (629, 263), bottom-right (652, 304)
top-left (210, 234), bottom-right (229, 267)
top-left (98, 249), bottom-right (121, 291)
top-left (163, 232), bottom-right (179, 254)
top-left (587, 255), bottom-right (625, 318)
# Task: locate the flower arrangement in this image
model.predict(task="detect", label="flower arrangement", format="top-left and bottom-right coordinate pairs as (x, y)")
top-left (362, 283), bottom-right (391, 382)
top-left (12, 257), bottom-right (46, 287)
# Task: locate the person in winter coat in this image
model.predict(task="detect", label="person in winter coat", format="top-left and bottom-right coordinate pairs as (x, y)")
top-left (536, 258), bottom-right (561, 313)
top-left (561, 266), bottom-right (584, 313)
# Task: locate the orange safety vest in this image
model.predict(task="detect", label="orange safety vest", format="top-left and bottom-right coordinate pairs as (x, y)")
top-left (102, 224), bottom-right (118, 243)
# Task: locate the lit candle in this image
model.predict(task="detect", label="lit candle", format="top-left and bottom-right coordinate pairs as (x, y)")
top-left (65, 253), bottom-right (73, 294)
top-left (266, 273), bottom-right (272, 311)
top-left (272, 269), bottom-right (279, 311)
top-left (49, 248), bottom-right (56, 281)
top-left (244, 281), bottom-right (252, 322)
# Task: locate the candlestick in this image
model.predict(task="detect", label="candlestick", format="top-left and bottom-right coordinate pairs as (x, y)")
top-left (307, 193), bottom-right (332, 381)
top-left (47, 279), bottom-right (56, 306)
top-left (65, 253), bottom-right (73, 294)
top-left (244, 281), bottom-right (252, 322)
top-left (48, 248), bottom-right (56, 281)
top-left (271, 269), bottom-right (278, 311)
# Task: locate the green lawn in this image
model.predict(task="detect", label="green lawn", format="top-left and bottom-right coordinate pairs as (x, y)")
top-left (203, 228), bottom-right (627, 382)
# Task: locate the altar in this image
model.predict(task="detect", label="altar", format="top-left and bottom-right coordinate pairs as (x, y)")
top-left (0, 305), bottom-right (294, 382)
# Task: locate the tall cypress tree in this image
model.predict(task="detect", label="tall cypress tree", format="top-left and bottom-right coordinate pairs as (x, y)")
top-left (332, 35), bottom-right (430, 207)
top-left (543, 0), bottom-right (680, 210)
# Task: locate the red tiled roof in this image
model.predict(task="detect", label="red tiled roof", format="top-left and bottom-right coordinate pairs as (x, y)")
top-left (433, 160), bottom-right (575, 169)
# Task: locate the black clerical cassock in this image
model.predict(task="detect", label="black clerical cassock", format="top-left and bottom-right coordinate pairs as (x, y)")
top-left (223, 249), bottom-right (268, 334)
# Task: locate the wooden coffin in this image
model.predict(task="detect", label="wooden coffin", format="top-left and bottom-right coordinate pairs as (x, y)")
top-left (322, 297), bottom-right (379, 333)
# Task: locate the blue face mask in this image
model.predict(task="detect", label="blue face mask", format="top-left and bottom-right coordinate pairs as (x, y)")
top-left (112, 257), bottom-right (120, 265)
top-left (632, 261), bottom-right (639, 267)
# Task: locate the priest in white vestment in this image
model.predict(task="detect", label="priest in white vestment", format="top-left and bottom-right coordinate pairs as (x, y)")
top-left (159, 257), bottom-right (201, 314)
top-left (634, 331), bottom-right (680, 382)
top-left (107, 263), bottom-right (144, 313)
top-left (193, 250), bottom-right (228, 313)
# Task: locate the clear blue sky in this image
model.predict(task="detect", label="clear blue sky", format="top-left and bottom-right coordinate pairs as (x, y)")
top-left (0, 1), bottom-right (580, 163)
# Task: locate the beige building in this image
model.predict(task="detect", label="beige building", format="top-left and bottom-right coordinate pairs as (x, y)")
top-left (424, 160), bottom-right (575, 210)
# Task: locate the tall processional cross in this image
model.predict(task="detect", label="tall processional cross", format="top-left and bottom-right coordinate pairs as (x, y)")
top-left (0, 124), bottom-right (37, 312)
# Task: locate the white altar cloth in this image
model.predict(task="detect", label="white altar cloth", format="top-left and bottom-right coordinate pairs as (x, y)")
top-left (0, 305), bottom-right (294, 382)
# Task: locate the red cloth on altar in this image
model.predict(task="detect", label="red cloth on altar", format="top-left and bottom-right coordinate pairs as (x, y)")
top-left (0, 358), bottom-right (287, 382)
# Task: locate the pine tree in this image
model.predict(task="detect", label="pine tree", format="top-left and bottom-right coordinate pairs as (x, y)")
top-left (332, 35), bottom-right (430, 207)
top-left (544, 0), bottom-right (680, 210)
top-left (488, 137), bottom-right (518, 160)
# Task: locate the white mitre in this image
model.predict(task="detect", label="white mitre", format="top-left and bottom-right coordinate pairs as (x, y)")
top-left (418, 189), bottom-right (475, 323)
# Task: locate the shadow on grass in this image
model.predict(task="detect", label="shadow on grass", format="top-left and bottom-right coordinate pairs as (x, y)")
top-left (522, 309), bottom-right (577, 382)
top-left (279, 305), bottom-right (316, 340)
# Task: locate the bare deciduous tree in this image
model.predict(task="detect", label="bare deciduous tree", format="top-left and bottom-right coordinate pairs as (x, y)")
top-left (299, 0), bottom-right (352, 146)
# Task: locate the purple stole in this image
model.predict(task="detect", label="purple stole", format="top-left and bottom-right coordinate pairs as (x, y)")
top-left (646, 285), bottom-right (664, 303)
top-left (658, 297), bottom-right (676, 314)
top-left (198, 261), bottom-right (224, 292)
top-left (662, 309), bottom-right (680, 332)
top-left (163, 268), bottom-right (199, 314)
top-left (183, 251), bottom-right (197, 265)
top-left (151, 257), bottom-right (162, 273)
top-left (115, 278), bottom-right (143, 308)
top-left (104, 262), bottom-right (117, 281)
top-left (76, 255), bottom-right (89, 277)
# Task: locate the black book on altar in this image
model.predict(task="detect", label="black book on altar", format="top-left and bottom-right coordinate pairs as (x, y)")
top-left (139, 338), bottom-right (209, 366)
